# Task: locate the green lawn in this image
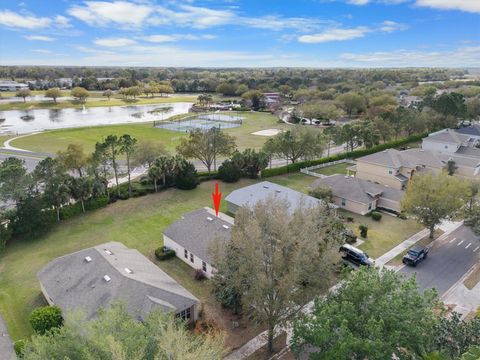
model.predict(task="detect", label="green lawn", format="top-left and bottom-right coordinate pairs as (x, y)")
top-left (11, 111), bottom-right (287, 154)
top-left (0, 95), bottom-right (197, 111)
top-left (314, 162), bottom-right (351, 176)
top-left (340, 210), bottom-right (425, 259)
top-left (0, 172), bottom-right (314, 341)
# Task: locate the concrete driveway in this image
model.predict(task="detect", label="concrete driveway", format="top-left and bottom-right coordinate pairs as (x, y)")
top-left (400, 225), bottom-right (479, 295)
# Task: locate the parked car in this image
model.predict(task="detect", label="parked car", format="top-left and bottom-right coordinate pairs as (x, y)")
top-left (402, 245), bottom-right (429, 266)
top-left (339, 244), bottom-right (374, 267)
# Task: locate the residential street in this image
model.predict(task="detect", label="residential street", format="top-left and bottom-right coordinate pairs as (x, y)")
top-left (399, 225), bottom-right (480, 295)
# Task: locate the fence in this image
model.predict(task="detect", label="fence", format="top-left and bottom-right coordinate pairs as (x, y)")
top-left (300, 158), bottom-right (356, 178)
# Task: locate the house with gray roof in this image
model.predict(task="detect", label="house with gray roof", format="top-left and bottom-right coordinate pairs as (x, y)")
top-left (225, 181), bottom-right (323, 215)
top-left (37, 242), bottom-right (199, 323)
top-left (312, 174), bottom-right (404, 215)
top-left (422, 129), bottom-right (473, 155)
top-left (163, 207), bottom-right (233, 279)
top-left (354, 148), bottom-right (444, 190)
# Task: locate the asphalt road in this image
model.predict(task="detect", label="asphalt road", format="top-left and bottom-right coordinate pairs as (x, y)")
top-left (400, 225), bottom-right (480, 295)
top-left (0, 152), bottom-right (42, 172)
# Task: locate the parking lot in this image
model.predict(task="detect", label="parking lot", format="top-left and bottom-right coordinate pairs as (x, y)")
top-left (400, 225), bottom-right (479, 296)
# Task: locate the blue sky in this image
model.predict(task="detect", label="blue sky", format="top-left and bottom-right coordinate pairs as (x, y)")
top-left (0, 0), bottom-right (479, 67)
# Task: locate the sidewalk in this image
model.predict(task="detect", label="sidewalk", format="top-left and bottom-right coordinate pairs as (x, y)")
top-left (0, 314), bottom-right (16, 360)
top-left (375, 229), bottom-right (429, 266)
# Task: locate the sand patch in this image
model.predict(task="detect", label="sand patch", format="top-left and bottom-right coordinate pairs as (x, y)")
top-left (251, 129), bottom-right (282, 136)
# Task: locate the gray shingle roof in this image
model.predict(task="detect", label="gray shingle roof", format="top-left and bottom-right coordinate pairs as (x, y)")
top-left (455, 146), bottom-right (480, 158)
top-left (312, 174), bottom-right (404, 204)
top-left (225, 181), bottom-right (321, 213)
top-left (423, 130), bottom-right (470, 145)
top-left (37, 242), bottom-right (198, 320)
top-left (357, 148), bottom-right (444, 169)
top-left (455, 125), bottom-right (480, 137)
top-left (163, 208), bottom-right (233, 264)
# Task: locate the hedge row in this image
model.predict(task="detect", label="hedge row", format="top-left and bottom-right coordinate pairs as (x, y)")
top-left (59, 197), bottom-right (110, 220)
top-left (261, 133), bottom-right (426, 178)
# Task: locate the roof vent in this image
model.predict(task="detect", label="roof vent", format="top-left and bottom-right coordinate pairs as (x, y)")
top-left (103, 275), bottom-right (111, 282)
top-left (222, 224), bottom-right (229, 229)
top-left (124, 268), bottom-right (133, 274)
top-left (104, 249), bottom-right (113, 255)
top-left (275, 189), bottom-right (281, 193)
top-left (85, 256), bottom-right (92, 263)
top-left (207, 217), bottom-right (213, 221)
top-left (263, 184), bottom-right (269, 189)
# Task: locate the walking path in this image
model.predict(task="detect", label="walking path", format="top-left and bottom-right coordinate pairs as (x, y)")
top-left (224, 222), bottom-right (464, 359)
top-left (0, 314), bottom-right (15, 360)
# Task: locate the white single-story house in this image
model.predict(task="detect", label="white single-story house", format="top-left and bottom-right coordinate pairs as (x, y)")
top-left (163, 207), bottom-right (233, 279)
top-left (37, 242), bottom-right (199, 323)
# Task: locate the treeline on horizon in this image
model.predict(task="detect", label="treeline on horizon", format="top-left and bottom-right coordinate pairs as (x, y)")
top-left (0, 66), bottom-right (469, 93)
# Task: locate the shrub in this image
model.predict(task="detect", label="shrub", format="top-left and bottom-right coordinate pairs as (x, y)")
top-left (359, 224), bottom-right (368, 238)
top-left (85, 196), bottom-right (109, 211)
top-left (218, 160), bottom-right (242, 183)
top-left (371, 211), bottom-right (382, 221)
top-left (29, 305), bottom-right (63, 334)
top-left (175, 162), bottom-right (199, 190)
top-left (193, 268), bottom-right (206, 281)
top-left (398, 213), bottom-right (407, 220)
top-left (14, 339), bottom-right (25, 357)
top-left (346, 216), bottom-right (354, 222)
top-left (343, 229), bottom-right (357, 244)
top-left (155, 246), bottom-right (176, 261)
top-left (309, 186), bottom-right (332, 202)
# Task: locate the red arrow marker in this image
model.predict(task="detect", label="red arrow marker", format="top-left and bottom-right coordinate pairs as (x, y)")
top-left (212, 182), bottom-right (222, 217)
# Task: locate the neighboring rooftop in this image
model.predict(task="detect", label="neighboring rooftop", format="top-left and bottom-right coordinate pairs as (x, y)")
top-left (38, 242), bottom-right (198, 320)
top-left (424, 129), bottom-right (470, 145)
top-left (455, 124), bottom-right (480, 137)
top-left (163, 207), bottom-right (233, 264)
top-left (225, 181), bottom-right (322, 212)
top-left (313, 174), bottom-right (404, 204)
top-left (357, 148), bottom-right (444, 169)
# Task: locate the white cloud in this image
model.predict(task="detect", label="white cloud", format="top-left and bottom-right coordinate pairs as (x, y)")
top-left (141, 34), bottom-right (216, 43)
top-left (67, 1), bottom-right (328, 32)
top-left (340, 46), bottom-right (480, 66)
top-left (347, 0), bottom-right (370, 4)
top-left (94, 37), bottom-right (137, 47)
top-left (32, 49), bottom-right (53, 54)
top-left (347, 0), bottom-right (409, 4)
top-left (0, 9), bottom-right (51, 29)
top-left (379, 20), bottom-right (408, 32)
top-left (68, 1), bottom-right (154, 27)
top-left (54, 15), bottom-right (72, 28)
top-left (299, 27), bottom-right (371, 43)
top-left (24, 35), bottom-right (56, 41)
top-left (415, 0), bottom-right (480, 13)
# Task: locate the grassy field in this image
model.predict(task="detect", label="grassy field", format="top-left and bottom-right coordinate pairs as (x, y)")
top-left (0, 169), bottom-right (423, 343)
top-left (0, 172), bottom-right (315, 342)
top-left (340, 210), bottom-right (425, 259)
top-left (0, 94), bottom-right (197, 111)
top-left (11, 111), bottom-right (286, 154)
top-left (315, 162), bottom-right (351, 176)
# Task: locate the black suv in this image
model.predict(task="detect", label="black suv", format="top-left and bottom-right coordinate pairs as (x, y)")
top-left (339, 244), bottom-right (374, 267)
top-left (402, 245), bottom-right (429, 266)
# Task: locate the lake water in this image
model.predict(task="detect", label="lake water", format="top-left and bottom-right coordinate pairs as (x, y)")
top-left (0, 102), bottom-right (192, 135)
top-left (155, 113), bottom-right (243, 133)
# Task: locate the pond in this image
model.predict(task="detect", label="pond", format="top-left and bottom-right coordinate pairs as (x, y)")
top-left (155, 113), bottom-right (244, 133)
top-left (0, 102), bottom-right (192, 135)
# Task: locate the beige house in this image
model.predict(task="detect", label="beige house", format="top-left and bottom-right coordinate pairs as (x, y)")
top-left (353, 148), bottom-right (444, 190)
top-left (312, 174), bottom-right (403, 215)
top-left (351, 130), bottom-right (480, 191)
